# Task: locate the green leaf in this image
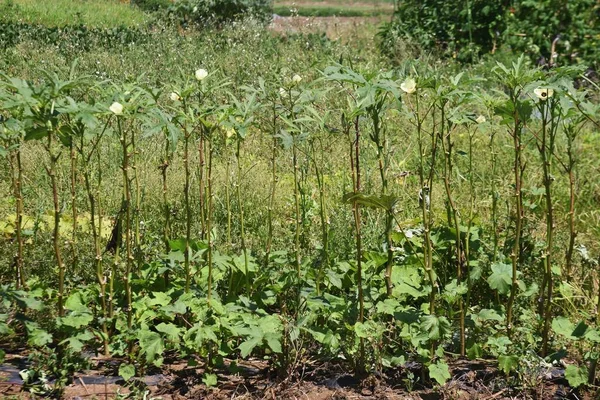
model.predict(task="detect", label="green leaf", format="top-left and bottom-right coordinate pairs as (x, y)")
top-left (487, 263), bottom-right (512, 294)
top-left (498, 355), bottom-right (519, 374)
top-left (239, 334), bottom-right (262, 358)
top-left (27, 326), bottom-right (52, 347)
top-left (354, 322), bottom-right (370, 339)
top-left (64, 292), bottom-right (87, 311)
top-left (149, 291), bottom-right (172, 307)
top-left (202, 373), bottom-right (218, 387)
top-left (354, 320), bottom-right (383, 340)
top-left (420, 315), bottom-right (450, 341)
top-left (552, 317), bottom-right (576, 339)
top-left (442, 279), bottom-right (468, 304)
top-left (342, 192), bottom-right (398, 212)
top-left (572, 321), bottom-right (589, 338)
top-left (565, 364), bottom-right (588, 388)
top-left (585, 329), bottom-right (600, 343)
top-left (119, 364), bottom-right (135, 381)
top-left (467, 343), bottom-right (482, 360)
top-left (161, 300), bottom-right (187, 317)
top-left (139, 330), bottom-right (164, 367)
top-left (264, 332), bottom-right (282, 353)
top-left (326, 270), bottom-right (343, 289)
top-left (391, 265), bottom-right (425, 299)
top-left (472, 308), bottom-right (504, 327)
top-left (61, 312), bottom-right (93, 329)
top-left (156, 322), bottom-right (181, 343)
top-left (376, 299), bottom-right (397, 315)
top-left (428, 361), bottom-right (451, 385)
top-left (24, 126), bottom-right (48, 141)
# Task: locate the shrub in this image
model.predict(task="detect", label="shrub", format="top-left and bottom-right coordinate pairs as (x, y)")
top-left (378, 0), bottom-right (508, 62)
top-left (168, 0), bottom-right (273, 27)
top-left (132, 0), bottom-right (172, 12)
top-left (505, 0), bottom-right (600, 68)
top-left (379, 0), bottom-right (600, 68)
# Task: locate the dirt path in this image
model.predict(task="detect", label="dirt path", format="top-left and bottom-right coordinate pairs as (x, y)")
top-left (270, 15), bottom-right (389, 40)
top-left (1, 354), bottom-right (594, 400)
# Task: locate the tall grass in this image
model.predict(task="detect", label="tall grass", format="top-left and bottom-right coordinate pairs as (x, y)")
top-left (0, 0), bottom-right (147, 27)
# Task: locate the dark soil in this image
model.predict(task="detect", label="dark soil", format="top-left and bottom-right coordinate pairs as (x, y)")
top-left (1, 352), bottom-right (597, 399)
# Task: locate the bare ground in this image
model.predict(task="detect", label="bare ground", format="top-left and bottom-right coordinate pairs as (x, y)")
top-left (1, 352), bottom-right (597, 400)
top-left (269, 15), bottom-right (389, 41)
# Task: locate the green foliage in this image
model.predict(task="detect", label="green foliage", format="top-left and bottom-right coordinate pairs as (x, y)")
top-left (565, 364), bottom-right (588, 388)
top-left (378, 0), bottom-right (507, 62)
top-left (168, 0), bottom-right (273, 26)
top-left (273, 5), bottom-right (389, 17)
top-left (119, 364), bottom-right (136, 381)
top-left (428, 361), bottom-right (451, 385)
top-left (487, 263), bottom-right (512, 294)
top-left (498, 354), bottom-right (519, 374)
top-left (0, 8), bottom-right (599, 395)
top-left (132, 0), bottom-right (172, 12)
top-left (0, 22), bottom-right (150, 51)
top-left (0, 0), bottom-right (147, 28)
top-left (505, 0), bottom-right (600, 68)
top-left (379, 0), bottom-right (600, 67)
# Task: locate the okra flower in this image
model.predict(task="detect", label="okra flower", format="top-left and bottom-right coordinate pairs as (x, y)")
top-left (534, 88), bottom-right (554, 100)
top-left (476, 115), bottom-right (486, 124)
top-left (292, 74), bottom-right (302, 84)
top-left (109, 102), bottom-right (123, 115)
top-left (170, 92), bottom-right (181, 101)
top-left (195, 69), bottom-right (208, 81)
top-left (400, 78), bottom-right (417, 94)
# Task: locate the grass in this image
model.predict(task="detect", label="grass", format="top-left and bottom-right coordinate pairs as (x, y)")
top-left (273, 5), bottom-right (392, 17)
top-left (274, 0), bottom-right (394, 17)
top-left (0, 0), bottom-right (148, 27)
top-left (276, 0), bottom-right (394, 4)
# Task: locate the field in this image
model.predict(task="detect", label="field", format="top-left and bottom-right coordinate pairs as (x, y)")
top-left (273, 1), bottom-right (395, 17)
top-left (1, 0), bottom-right (600, 399)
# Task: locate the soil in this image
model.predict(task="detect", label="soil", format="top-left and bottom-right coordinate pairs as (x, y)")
top-left (1, 352), bottom-right (597, 400)
top-left (269, 15), bottom-right (389, 41)
top-left (275, 2), bottom-right (395, 11)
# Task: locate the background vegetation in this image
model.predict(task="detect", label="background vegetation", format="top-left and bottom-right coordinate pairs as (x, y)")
top-left (380, 0), bottom-right (600, 66)
top-left (1, 0), bottom-right (600, 399)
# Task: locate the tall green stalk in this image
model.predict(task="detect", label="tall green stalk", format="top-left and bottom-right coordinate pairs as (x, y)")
top-left (45, 130), bottom-right (66, 317)
top-left (183, 122), bottom-right (192, 293)
top-left (117, 117), bottom-right (133, 333)
top-left (413, 93), bottom-right (437, 315)
top-left (264, 101), bottom-right (279, 267)
top-left (536, 97), bottom-right (558, 357)
top-left (312, 137), bottom-right (328, 296)
top-left (206, 127), bottom-right (214, 302)
top-left (439, 103), bottom-right (465, 356)
top-left (489, 128), bottom-right (499, 262)
top-left (69, 141), bottom-right (79, 274)
top-left (236, 139), bottom-right (250, 294)
top-left (464, 125), bottom-right (476, 331)
top-left (160, 135), bottom-right (171, 286)
top-left (352, 115), bottom-right (365, 374)
top-left (81, 130), bottom-right (109, 355)
top-left (560, 120), bottom-right (580, 278)
top-left (506, 97), bottom-right (525, 340)
top-left (197, 128), bottom-right (206, 240)
top-left (8, 146), bottom-right (26, 288)
top-left (292, 139), bottom-right (302, 279)
top-left (368, 99), bottom-right (394, 297)
top-left (225, 144), bottom-right (232, 247)
top-left (132, 126), bottom-right (142, 272)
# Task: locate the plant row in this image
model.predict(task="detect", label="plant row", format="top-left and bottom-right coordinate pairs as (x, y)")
top-left (1, 57), bottom-right (600, 396)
